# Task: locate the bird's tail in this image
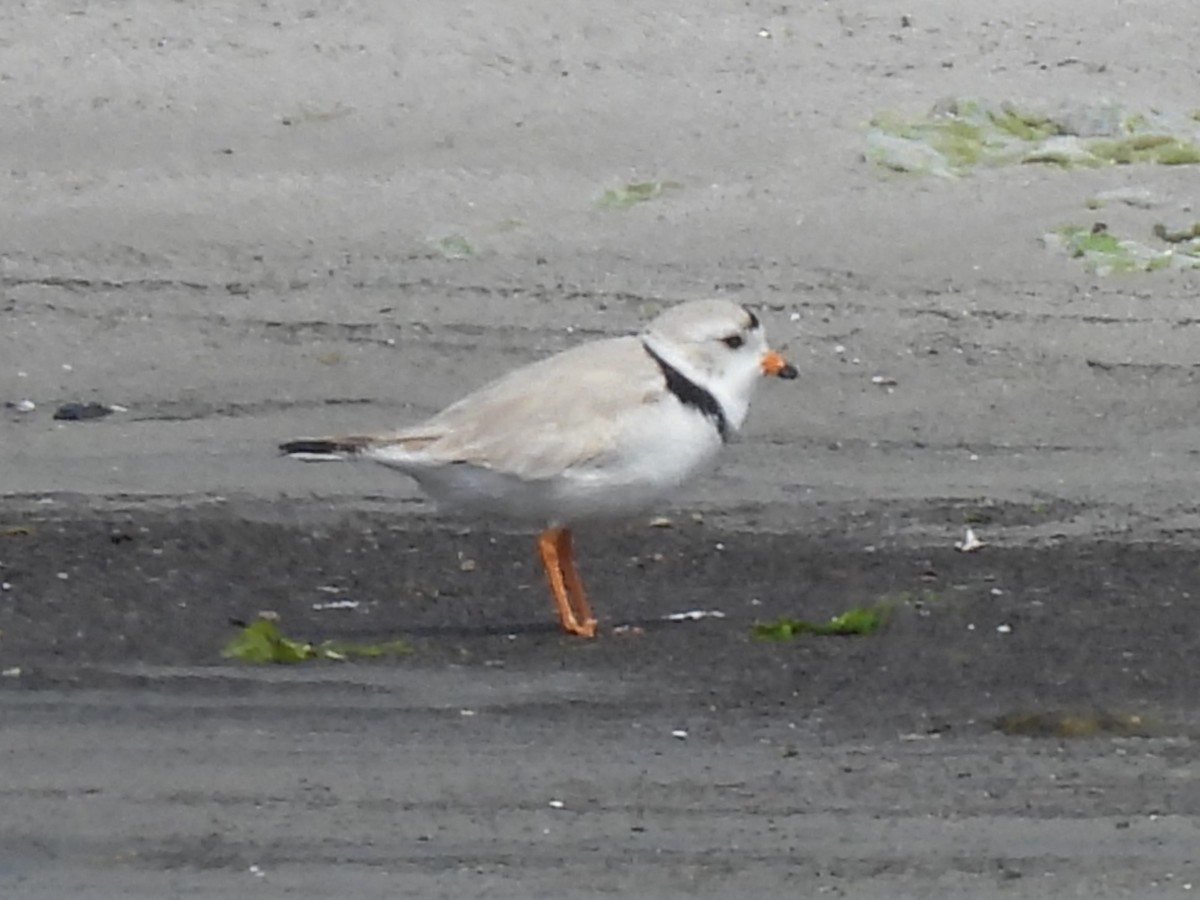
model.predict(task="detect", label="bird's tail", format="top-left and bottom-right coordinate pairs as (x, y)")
top-left (279, 435), bottom-right (375, 460)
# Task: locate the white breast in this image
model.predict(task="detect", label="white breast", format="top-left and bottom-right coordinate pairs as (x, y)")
top-left (537, 394), bottom-right (725, 523)
top-left (400, 394), bottom-right (725, 525)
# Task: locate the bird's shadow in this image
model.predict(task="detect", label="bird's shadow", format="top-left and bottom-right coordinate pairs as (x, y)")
top-left (323, 614), bottom-right (687, 642)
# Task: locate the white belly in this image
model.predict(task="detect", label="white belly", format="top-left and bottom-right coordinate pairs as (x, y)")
top-left (399, 400), bottom-right (725, 525)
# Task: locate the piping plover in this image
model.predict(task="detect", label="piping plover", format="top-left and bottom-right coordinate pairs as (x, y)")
top-left (281, 299), bottom-right (797, 637)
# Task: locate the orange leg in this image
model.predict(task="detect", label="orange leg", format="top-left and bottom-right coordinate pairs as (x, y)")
top-left (537, 527), bottom-right (598, 638)
top-left (554, 528), bottom-right (596, 633)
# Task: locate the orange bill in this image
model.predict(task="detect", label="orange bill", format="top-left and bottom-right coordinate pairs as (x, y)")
top-left (761, 350), bottom-right (799, 379)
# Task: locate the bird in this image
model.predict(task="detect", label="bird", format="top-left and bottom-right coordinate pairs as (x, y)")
top-left (281, 299), bottom-right (797, 637)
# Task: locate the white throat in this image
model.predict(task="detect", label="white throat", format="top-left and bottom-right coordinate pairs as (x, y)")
top-left (641, 334), bottom-right (753, 437)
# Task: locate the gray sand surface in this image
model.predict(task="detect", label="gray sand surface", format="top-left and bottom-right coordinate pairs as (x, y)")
top-left (2, 2), bottom-right (1200, 897)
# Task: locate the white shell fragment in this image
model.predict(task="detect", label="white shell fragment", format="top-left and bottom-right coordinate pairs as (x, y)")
top-left (664, 609), bottom-right (727, 622)
top-left (311, 599), bottom-right (360, 611)
top-left (955, 527), bottom-right (986, 552)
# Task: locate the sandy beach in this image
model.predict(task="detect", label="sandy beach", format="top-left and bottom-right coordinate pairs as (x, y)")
top-left (2, 2), bottom-right (1199, 896)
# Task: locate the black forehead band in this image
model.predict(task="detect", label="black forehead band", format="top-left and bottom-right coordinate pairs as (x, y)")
top-left (743, 307), bottom-right (760, 330)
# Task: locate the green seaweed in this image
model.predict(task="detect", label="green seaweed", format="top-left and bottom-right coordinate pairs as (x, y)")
top-left (927, 122), bottom-right (988, 167)
top-left (753, 605), bottom-right (886, 640)
top-left (1054, 226), bottom-right (1142, 274)
top-left (1064, 228), bottom-right (1124, 256)
top-left (1047, 224), bottom-right (1200, 275)
top-left (995, 710), bottom-right (1151, 738)
top-left (594, 180), bottom-right (683, 209)
top-left (1157, 141), bottom-right (1200, 165)
top-left (989, 106), bottom-right (1058, 142)
top-left (1021, 138), bottom-right (1105, 167)
top-left (870, 100), bottom-right (1200, 175)
top-left (1091, 134), bottom-right (1188, 164)
top-left (222, 617), bottom-right (412, 664)
top-left (428, 232), bottom-right (474, 259)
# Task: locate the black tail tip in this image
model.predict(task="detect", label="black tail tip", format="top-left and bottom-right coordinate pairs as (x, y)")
top-left (280, 439), bottom-right (342, 456)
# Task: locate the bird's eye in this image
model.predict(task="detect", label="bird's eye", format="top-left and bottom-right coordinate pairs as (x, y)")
top-left (721, 334), bottom-right (745, 349)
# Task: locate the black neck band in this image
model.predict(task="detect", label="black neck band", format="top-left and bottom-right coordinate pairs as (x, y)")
top-left (642, 342), bottom-right (730, 442)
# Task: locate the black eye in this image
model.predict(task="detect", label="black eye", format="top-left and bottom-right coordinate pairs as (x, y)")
top-left (721, 334), bottom-right (745, 349)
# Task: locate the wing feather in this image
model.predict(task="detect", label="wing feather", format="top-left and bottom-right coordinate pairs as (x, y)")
top-left (365, 336), bottom-right (665, 480)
